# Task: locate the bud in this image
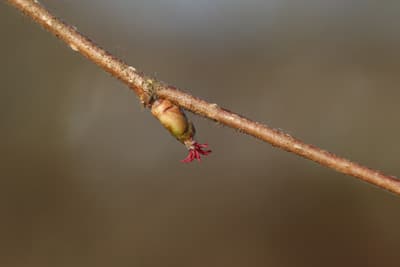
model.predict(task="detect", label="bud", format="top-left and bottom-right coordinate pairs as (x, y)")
top-left (151, 98), bottom-right (194, 142)
top-left (151, 98), bottom-right (211, 163)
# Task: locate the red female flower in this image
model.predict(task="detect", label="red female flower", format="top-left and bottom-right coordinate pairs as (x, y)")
top-left (181, 140), bottom-right (212, 163)
top-left (151, 98), bottom-right (211, 163)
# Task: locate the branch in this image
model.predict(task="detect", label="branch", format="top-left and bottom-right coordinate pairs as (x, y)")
top-left (7, 0), bottom-right (400, 195)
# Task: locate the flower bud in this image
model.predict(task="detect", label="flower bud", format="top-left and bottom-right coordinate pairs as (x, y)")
top-left (151, 98), bottom-right (211, 163)
top-left (151, 98), bottom-right (194, 143)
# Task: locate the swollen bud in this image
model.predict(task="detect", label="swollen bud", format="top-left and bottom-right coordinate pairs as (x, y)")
top-left (151, 98), bottom-right (211, 163)
top-left (151, 98), bottom-right (194, 143)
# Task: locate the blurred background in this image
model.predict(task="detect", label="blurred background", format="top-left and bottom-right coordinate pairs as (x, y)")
top-left (2, 0), bottom-right (400, 266)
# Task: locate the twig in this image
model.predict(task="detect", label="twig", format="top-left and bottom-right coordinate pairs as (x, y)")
top-left (7, 0), bottom-right (400, 195)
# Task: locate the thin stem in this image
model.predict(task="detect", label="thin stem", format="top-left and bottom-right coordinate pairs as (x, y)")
top-left (7, 0), bottom-right (400, 195)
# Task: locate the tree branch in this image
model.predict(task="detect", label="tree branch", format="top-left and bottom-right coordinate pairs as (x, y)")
top-left (7, 0), bottom-right (400, 195)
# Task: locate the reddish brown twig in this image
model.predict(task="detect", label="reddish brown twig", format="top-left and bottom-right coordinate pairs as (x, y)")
top-left (7, 0), bottom-right (400, 195)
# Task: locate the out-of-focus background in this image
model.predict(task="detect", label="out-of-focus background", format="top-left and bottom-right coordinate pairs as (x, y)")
top-left (2, 1), bottom-right (400, 266)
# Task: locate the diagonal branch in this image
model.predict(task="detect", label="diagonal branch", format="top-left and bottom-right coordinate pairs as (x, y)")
top-left (7, 0), bottom-right (400, 195)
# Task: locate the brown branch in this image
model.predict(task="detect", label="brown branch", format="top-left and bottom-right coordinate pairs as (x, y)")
top-left (7, 0), bottom-right (400, 195)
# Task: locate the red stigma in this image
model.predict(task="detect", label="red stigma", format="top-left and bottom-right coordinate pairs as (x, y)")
top-left (181, 142), bottom-right (211, 163)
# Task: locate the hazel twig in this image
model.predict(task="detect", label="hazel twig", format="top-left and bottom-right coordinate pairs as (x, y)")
top-left (7, 0), bottom-right (400, 194)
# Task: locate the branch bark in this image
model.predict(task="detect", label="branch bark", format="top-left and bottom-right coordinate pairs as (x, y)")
top-left (7, 0), bottom-right (400, 195)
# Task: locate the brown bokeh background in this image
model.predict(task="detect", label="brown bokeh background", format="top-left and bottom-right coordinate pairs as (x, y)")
top-left (2, 1), bottom-right (400, 266)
